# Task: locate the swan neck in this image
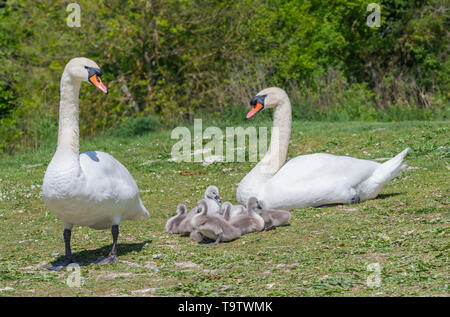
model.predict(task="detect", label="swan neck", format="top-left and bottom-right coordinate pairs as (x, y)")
top-left (57, 71), bottom-right (80, 156)
top-left (236, 93), bottom-right (292, 204)
top-left (262, 96), bottom-right (291, 174)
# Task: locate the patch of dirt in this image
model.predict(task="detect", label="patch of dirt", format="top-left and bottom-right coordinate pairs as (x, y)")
top-left (22, 163), bottom-right (43, 169)
top-left (131, 288), bottom-right (157, 295)
top-left (0, 287), bottom-right (14, 292)
top-left (174, 261), bottom-right (202, 269)
top-left (179, 170), bottom-right (206, 176)
top-left (95, 272), bottom-right (155, 280)
top-left (275, 263), bottom-right (300, 268)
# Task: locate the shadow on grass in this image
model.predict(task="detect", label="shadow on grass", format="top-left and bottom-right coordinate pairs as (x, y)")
top-left (375, 193), bottom-right (402, 200)
top-left (48, 240), bottom-right (152, 268)
top-left (317, 193), bottom-right (403, 208)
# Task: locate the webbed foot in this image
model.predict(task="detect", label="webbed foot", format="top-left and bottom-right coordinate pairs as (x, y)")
top-left (94, 254), bottom-right (119, 265)
top-left (206, 233), bottom-right (223, 245)
top-left (45, 257), bottom-right (77, 271)
top-left (349, 194), bottom-right (361, 205)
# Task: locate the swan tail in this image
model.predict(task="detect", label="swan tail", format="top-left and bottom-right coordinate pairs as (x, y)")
top-left (124, 197), bottom-right (149, 221)
top-left (136, 198), bottom-right (150, 219)
top-left (372, 147), bottom-right (409, 183)
top-left (358, 148), bottom-right (409, 200)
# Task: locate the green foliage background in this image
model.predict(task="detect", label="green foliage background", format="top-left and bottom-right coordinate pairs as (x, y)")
top-left (0, 0), bottom-right (448, 153)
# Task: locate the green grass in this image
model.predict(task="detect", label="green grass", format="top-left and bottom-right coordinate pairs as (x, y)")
top-left (0, 121), bottom-right (448, 296)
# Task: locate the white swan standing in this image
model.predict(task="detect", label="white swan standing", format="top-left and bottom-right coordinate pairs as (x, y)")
top-left (42, 57), bottom-right (149, 270)
top-left (236, 87), bottom-right (409, 209)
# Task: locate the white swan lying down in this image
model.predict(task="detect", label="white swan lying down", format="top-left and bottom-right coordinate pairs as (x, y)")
top-left (42, 57), bottom-right (149, 270)
top-left (237, 87), bottom-right (409, 209)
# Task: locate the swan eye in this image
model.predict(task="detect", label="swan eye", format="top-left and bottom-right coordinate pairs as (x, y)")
top-left (249, 94), bottom-right (267, 107)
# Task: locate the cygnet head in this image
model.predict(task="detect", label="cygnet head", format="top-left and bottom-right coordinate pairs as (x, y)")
top-left (204, 185), bottom-right (221, 204)
top-left (165, 204), bottom-right (187, 233)
top-left (257, 199), bottom-right (267, 210)
top-left (221, 202), bottom-right (233, 219)
top-left (221, 202), bottom-right (232, 215)
top-left (197, 199), bottom-right (209, 215)
top-left (176, 204), bottom-right (187, 215)
top-left (64, 57), bottom-right (108, 94)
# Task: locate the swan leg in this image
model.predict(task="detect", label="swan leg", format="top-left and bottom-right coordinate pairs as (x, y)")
top-left (46, 229), bottom-right (76, 271)
top-left (348, 193), bottom-right (361, 205)
top-left (264, 215), bottom-right (276, 231)
top-left (208, 232), bottom-right (223, 245)
top-left (95, 225), bottom-right (119, 265)
top-left (193, 231), bottom-right (215, 244)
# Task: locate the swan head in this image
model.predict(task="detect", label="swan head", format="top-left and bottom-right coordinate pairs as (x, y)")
top-left (247, 196), bottom-right (259, 211)
top-left (246, 87), bottom-right (288, 119)
top-left (204, 185), bottom-right (221, 204)
top-left (64, 57), bottom-right (108, 94)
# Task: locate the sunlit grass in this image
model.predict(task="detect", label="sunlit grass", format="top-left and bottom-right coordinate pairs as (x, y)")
top-left (0, 121), bottom-right (448, 296)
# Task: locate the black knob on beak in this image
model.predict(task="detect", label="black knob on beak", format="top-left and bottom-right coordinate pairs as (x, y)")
top-left (250, 94), bottom-right (267, 106)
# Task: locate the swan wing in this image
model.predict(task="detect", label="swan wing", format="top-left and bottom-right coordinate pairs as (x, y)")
top-left (262, 153), bottom-right (379, 208)
top-left (80, 151), bottom-right (148, 218)
top-left (79, 151), bottom-right (139, 202)
top-left (45, 151), bottom-right (148, 229)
